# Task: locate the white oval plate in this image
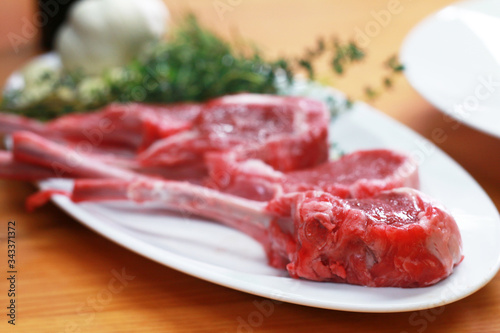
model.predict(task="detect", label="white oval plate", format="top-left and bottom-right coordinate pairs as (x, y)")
top-left (36, 102), bottom-right (500, 313)
top-left (400, 0), bottom-right (500, 139)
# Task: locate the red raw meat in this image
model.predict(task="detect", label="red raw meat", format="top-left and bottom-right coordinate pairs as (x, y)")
top-left (5, 132), bottom-right (418, 201)
top-left (7, 130), bottom-right (211, 182)
top-left (70, 178), bottom-right (462, 287)
top-left (46, 102), bottom-right (201, 150)
top-left (267, 189), bottom-right (463, 287)
top-left (1, 94), bottom-right (329, 180)
top-left (0, 94), bottom-right (464, 288)
top-left (11, 131), bottom-right (141, 180)
top-left (138, 94), bottom-right (330, 172)
top-left (0, 151), bottom-right (61, 181)
top-left (0, 113), bottom-right (46, 135)
top-left (0, 102), bottom-right (201, 151)
top-left (207, 149), bottom-right (419, 201)
top-left (8, 130), bottom-right (419, 200)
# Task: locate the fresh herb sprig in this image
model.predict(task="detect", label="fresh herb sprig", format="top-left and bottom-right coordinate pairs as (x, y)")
top-left (1, 15), bottom-right (293, 120)
top-left (294, 37), bottom-right (365, 80)
top-left (107, 15), bottom-right (293, 104)
top-left (364, 55), bottom-right (405, 101)
top-left (291, 37), bottom-right (403, 102)
top-left (1, 14), bottom-right (403, 120)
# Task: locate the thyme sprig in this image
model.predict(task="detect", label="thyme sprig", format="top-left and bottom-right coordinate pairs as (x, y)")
top-left (364, 55), bottom-right (405, 101)
top-left (295, 38), bottom-right (365, 80)
top-left (1, 15), bottom-right (403, 120)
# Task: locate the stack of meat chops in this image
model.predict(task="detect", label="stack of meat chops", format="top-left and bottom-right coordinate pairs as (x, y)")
top-left (0, 93), bottom-right (463, 287)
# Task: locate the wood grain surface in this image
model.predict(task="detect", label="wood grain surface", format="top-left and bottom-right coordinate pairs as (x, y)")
top-left (1, 0), bottom-right (500, 332)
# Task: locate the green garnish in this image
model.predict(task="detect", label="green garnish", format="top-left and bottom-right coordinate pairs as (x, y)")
top-left (2, 15), bottom-right (294, 120)
top-left (293, 38), bottom-right (365, 79)
top-left (1, 14), bottom-right (401, 120)
top-left (363, 55), bottom-right (405, 101)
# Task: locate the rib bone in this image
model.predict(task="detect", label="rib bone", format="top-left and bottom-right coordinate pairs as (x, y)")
top-left (71, 178), bottom-right (463, 288)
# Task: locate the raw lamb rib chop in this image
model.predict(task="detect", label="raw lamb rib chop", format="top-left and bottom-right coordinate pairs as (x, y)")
top-left (69, 178), bottom-right (463, 287)
top-left (1, 129), bottom-right (461, 287)
top-left (1, 94), bottom-right (330, 180)
top-left (207, 149), bottom-right (419, 201)
top-left (0, 151), bottom-right (62, 181)
top-left (0, 102), bottom-right (202, 151)
top-left (137, 93), bottom-right (330, 172)
top-left (6, 131), bottom-right (419, 203)
top-left (10, 131), bottom-right (140, 180)
top-left (46, 102), bottom-right (202, 151)
top-left (0, 93), bottom-right (463, 288)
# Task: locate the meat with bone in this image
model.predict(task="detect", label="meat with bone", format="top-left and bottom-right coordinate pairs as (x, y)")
top-left (267, 189), bottom-right (463, 287)
top-left (0, 151), bottom-right (62, 181)
top-left (6, 131), bottom-right (420, 201)
top-left (46, 102), bottom-right (201, 150)
top-left (137, 94), bottom-right (330, 172)
top-left (0, 112), bottom-right (46, 135)
top-left (0, 94), bottom-right (463, 287)
top-left (0, 102), bottom-right (201, 151)
top-left (8, 130), bottom-right (211, 182)
top-left (11, 131), bottom-right (141, 180)
top-left (1, 94), bottom-right (329, 180)
top-left (207, 149), bottom-right (419, 201)
top-left (69, 178), bottom-right (463, 287)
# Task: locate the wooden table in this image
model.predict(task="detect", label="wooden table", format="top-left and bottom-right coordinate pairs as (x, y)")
top-left (1, 0), bottom-right (500, 332)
